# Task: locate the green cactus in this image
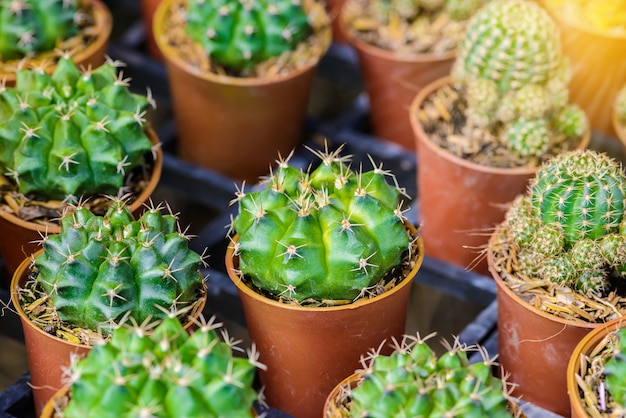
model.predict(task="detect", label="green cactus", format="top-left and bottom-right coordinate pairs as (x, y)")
top-left (0, 0), bottom-right (79, 61)
top-left (505, 150), bottom-right (626, 294)
top-left (62, 315), bottom-right (263, 418)
top-left (184, 0), bottom-right (311, 71)
top-left (230, 145), bottom-right (411, 302)
top-left (603, 328), bottom-right (626, 408)
top-left (33, 198), bottom-right (205, 335)
top-left (0, 56), bottom-right (155, 201)
top-left (342, 335), bottom-right (514, 417)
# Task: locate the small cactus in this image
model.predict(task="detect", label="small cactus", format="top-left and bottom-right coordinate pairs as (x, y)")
top-left (62, 315), bottom-right (264, 417)
top-left (33, 198), bottom-right (205, 335)
top-left (185, 0), bottom-right (311, 71)
top-left (230, 145), bottom-right (411, 302)
top-left (0, 56), bottom-right (155, 201)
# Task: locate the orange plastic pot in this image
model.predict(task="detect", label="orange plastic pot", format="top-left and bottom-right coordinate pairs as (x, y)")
top-left (225, 228), bottom-right (424, 418)
top-left (340, 5), bottom-right (455, 151)
top-left (153, 0), bottom-right (331, 183)
top-left (410, 76), bottom-right (590, 276)
top-left (0, 128), bottom-right (162, 281)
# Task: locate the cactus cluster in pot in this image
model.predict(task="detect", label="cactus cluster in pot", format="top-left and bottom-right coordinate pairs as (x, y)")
top-left (55, 315), bottom-right (264, 417)
top-left (229, 144), bottom-right (414, 303)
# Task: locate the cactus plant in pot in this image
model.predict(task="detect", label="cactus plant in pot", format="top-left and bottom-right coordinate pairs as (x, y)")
top-left (10, 198), bottom-right (207, 416)
top-left (153, 0), bottom-right (332, 183)
top-left (40, 314), bottom-right (264, 417)
top-left (409, 0), bottom-right (590, 275)
top-left (225, 143), bottom-right (424, 418)
top-left (0, 56), bottom-right (163, 278)
top-left (487, 149), bottom-right (626, 415)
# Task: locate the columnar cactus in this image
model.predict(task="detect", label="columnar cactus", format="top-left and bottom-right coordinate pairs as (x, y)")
top-left (344, 335), bottom-right (514, 416)
top-left (603, 327), bottom-right (626, 408)
top-left (34, 199), bottom-right (205, 334)
top-left (230, 145), bottom-right (411, 302)
top-left (0, 56), bottom-right (155, 200)
top-left (0, 0), bottom-right (79, 61)
top-left (452, 0), bottom-right (588, 158)
top-left (185, 0), bottom-right (311, 71)
top-left (504, 150), bottom-right (626, 294)
top-left (62, 315), bottom-right (263, 417)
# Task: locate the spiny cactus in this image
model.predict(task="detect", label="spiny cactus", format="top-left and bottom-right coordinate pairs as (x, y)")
top-left (185, 0), bottom-right (311, 71)
top-left (0, 56), bottom-right (155, 201)
top-left (341, 334), bottom-right (514, 417)
top-left (505, 150), bottom-right (626, 294)
top-left (452, 0), bottom-right (587, 159)
top-left (62, 315), bottom-right (264, 418)
top-left (0, 0), bottom-right (80, 61)
top-left (230, 145), bottom-right (411, 302)
top-left (34, 198), bottom-right (205, 335)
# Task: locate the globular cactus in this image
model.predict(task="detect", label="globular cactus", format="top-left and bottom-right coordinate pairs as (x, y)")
top-left (62, 315), bottom-right (263, 418)
top-left (34, 198), bottom-right (205, 334)
top-left (0, 0), bottom-right (79, 61)
top-left (230, 145), bottom-right (411, 302)
top-left (452, 0), bottom-right (588, 158)
top-left (342, 335), bottom-right (514, 417)
top-left (185, 0), bottom-right (311, 71)
top-left (0, 56), bottom-right (155, 201)
top-left (505, 150), bottom-right (626, 294)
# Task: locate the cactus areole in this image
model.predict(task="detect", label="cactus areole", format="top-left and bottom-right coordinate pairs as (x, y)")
top-left (231, 146), bottom-right (412, 302)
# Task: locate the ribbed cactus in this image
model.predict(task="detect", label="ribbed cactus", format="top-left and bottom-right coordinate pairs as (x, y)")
top-left (0, 56), bottom-right (155, 201)
top-left (185, 0), bottom-right (311, 71)
top-left (505, 150), bottom-right (626, 294)
top-left (230, 145), bottom-right (411, 302)
top-left (603, 327), bottom-right (626, 407)
top-left (0, 0), bottom-right (79, 61)
top-left (452, 0), bottom-right (587, 158)
top-left (34, 199), bottom-right (204, 334)
top-left (62, 315), bottom-right (263, 417)
top-left (343, 335), bottom-right (514, 417)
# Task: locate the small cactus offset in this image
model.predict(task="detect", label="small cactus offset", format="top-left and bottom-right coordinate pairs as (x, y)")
top-left (185, 0), bottom-right (311, 71)
top-left (62, 315), bottom-right (264, 417)
top-left (0, 56), bottom-right (155, 201)
top-left (34, 198), bottom-right (205, 334)
top-left (230, 145), bottom-right (411, 302)
top-left (0, 0), bottom-right (79, 61)
top-left (504, 150), bottom-right (626, 294)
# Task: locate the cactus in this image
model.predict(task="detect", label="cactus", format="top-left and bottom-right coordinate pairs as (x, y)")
top-left (504, 150), bottom-right (626, 294)
top-left (340, 335), bottom-right (514, 417)
top-left (0, 56), bottom-right (155, 201)
top-left (0, 0), bottom-right (80, 61)
top-left (230, 145), bottom-right (411, 302)
top-left (33, 198), bottom-right (205, 335)
top-left (602, 327), bottom-right (626, 408)
top-left (452, 0), bottom-right (588, 159)
top-left (62, 315), bottom-right (263, 417)
top-left (184, 0), bottom-right (311, 71)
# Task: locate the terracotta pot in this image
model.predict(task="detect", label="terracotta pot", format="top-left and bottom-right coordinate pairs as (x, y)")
top-left (326, 0), bottom-right (348, 43)
top-left (0, 128), bottom-right (162, 281)
top-left (0, 0), bottom-right (112, 86)
top-left (340, 5), bottom-right (455, 151)
top-left (225, 228), bottom-right (424, 418)
top-left (410, 76), bottom-right (590, 276)
top-left (140, 0), bottom-right (164, 60)
top-left (488, 230), bottom-right (598, 417)
top-left (153, 0), bottom-right (331, 183)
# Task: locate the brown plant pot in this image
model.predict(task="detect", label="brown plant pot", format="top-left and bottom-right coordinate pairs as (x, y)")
top-left (0, 128), bottom-right (163, 280)
top-left (0, 0), bottom-right (112, 86)
top-left (140, 0), bottom-right (164, 61)
top-left (340, 7), bottom-right (455, 151)
top-left (488, 230), bottom-right (598, 417)
top-left (225, 228), bottom-right (424, 418)
top-left (410, 76), bottom-right (590, 276)
top-left (153, 0), bottom-right (331, 183)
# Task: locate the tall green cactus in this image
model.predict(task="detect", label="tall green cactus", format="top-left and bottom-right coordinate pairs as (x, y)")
top-left (62, 315), bottom-right (262, 417)
top-left (0, 0), bottom-right (79, 61)
top-left (230, 145), bottom-right (411, 302)
top-left (185, 0), bottom-right (311, 71)
top-left (0, 56), bottom-right (155, 201)
top-left (34, 199), bottom-right (204, 334)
